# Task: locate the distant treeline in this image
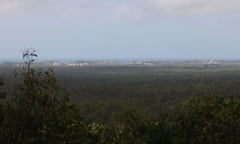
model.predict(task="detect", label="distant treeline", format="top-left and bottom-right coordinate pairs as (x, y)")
top-left (51, 66), bottom-right (240, 122)
top-left (2, 65), bottom-right (240, 122)
top-left (0, 62), bottom-right (240, 143)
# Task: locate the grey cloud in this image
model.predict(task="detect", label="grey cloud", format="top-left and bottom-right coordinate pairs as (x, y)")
top-left (0, 0), bottom-right (99, 19)
top-left (0, 0), bottom-right (239, 20)
top-left (148, 0), bottom-right (240, 15)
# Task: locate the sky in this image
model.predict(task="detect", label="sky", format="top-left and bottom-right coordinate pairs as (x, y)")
top-left (0, 0), bottom-right (240, 60)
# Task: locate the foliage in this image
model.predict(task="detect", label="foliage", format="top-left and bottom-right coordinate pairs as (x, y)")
top-left (0, 79), bottom-right (6, 99)
top-left (0, 78), bottom-right (5, 131)
top-left (0, 50), bottom-right (239, 143)
top-left (86, 108), bottom-right (172, 144)
top-left (51, 66), bottom-right (240, 122)
top-left (116, 107), bottom-right (149, 144)
top-left (173, 96), bottom-right (240, 144)
top-left (0, 49), bottom-right (90, 144)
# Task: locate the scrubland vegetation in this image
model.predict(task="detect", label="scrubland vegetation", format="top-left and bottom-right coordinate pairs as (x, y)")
top-left (0, 51), bottom-right (239, 143)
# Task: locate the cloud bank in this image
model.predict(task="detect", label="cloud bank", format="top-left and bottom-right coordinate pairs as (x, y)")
top-left (149, 0), bottom-right (240, 15)
top-left (0, 0), bottom-right (239, 20)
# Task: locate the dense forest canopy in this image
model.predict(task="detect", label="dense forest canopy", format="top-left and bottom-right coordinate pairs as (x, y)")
top-left (0, 50), bottom-right (239, 143)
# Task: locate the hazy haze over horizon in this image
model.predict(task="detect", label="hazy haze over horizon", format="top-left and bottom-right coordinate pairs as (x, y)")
top-left (0, 0), bottom-right (240, 60)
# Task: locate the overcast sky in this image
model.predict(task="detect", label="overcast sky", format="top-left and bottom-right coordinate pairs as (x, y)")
top-left (0, 0), bottom-right (240, 60)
